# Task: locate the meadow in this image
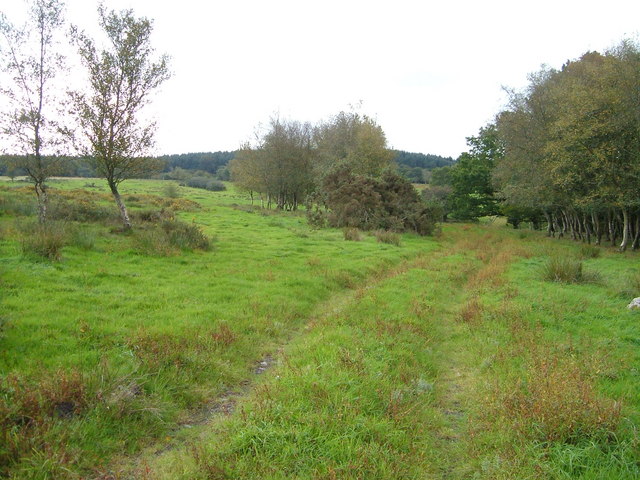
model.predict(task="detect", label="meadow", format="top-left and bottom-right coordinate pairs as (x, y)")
top-left (0, 178), bottom-right (639, 479)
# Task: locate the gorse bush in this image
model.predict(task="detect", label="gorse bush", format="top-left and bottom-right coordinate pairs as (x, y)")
top-left (310, 165), bottom-right (439, 235)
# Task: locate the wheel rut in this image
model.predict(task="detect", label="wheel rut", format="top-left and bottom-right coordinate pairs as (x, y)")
top-left (94, 256), bottom-right (427, 480)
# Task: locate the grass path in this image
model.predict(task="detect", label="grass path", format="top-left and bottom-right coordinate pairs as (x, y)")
top-left (99, 256), bottom-right (437, 479)
top-left (110, 228), bottom-right (536, 479)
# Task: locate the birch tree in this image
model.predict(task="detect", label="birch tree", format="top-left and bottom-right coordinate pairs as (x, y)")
top-left (0, 0), bottom-right (67, 223)
top-left (70, 6), bottom-right (169, 229)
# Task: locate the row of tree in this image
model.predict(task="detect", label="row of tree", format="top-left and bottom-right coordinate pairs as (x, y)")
top-left (231, 111), bottom-right (394, 210)
top-left (230, 111), bottom-right (440, 235)
top-left (424, 39), bottom-right (640, 251)
top-left (494, 41), bottom-right (640, 251)
top-left (0, 0), bottom-right (169, 228)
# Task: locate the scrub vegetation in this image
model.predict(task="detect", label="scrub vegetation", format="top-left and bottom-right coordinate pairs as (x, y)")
top-left (0, 178), bottom-right (639, 479)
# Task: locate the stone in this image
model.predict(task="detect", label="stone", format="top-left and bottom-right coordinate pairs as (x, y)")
top-left (628, 298), bottom-right (640, 310)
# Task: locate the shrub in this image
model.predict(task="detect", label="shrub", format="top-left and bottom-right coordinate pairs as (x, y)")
top-left (343, 227), bottom-right (361, 241)
top-left (313, 165), bottom-right (439, 235)
top-left (161, 182), bottom-right (180, 198)
top-left (132, 208), bottom-right (173, 223)
top-left (161, 219), bottom-right (211, 251)
top-left (20, 222), bottom-right (67, 260)
top-left (186, 177), bottom-right (226, 192)
top-left (133, 227), bottom-right (175, 256)
top-left (374, 230), bottom-right (401, 246)
top-left (48, 196), bottom-right (116, 223)
top-left (205, 180), bottom-right (226, 192)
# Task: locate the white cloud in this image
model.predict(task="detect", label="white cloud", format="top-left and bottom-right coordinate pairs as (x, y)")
top-left (1, 0), bottom-right (638, 158)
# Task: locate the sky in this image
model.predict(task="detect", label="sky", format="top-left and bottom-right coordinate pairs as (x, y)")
top-left (2, 0), bottom-right (639, 158)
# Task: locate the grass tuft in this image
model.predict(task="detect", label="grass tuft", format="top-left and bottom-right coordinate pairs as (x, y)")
top-left (542, 256), bottom-right (599, 284)
top-left (580, 244), bottom-right (602, 259)
top-left (374, 230), bottom-right (401, 246)
top-left (343, 227), bottom-right (362, 241)
top-left (19, 221), bottom-right (67, 260)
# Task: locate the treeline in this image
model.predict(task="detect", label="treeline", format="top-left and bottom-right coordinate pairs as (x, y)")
top-left (425, 39), bottom-right (640, 251)
top-left (157, 151), bottom-right (235, 178)
top-left (230, 111), bottom-right (440, 235)
top-left (1, 150), bottom-right (447, 185)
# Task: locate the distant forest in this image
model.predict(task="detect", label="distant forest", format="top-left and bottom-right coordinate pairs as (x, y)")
top-left (0, 150), bottom-right (454, 183)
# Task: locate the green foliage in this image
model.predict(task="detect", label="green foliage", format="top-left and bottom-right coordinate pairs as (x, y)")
top-left (315, 110), bottom-right (394, 177)
top-left (70, 6), bottom-right (170, 229)
top-left (494, 40), bottom-right (640, 250)
top-left (393, 150), bottom-right (454, 170)
top-left (230, 117), bottom-right (314, 210)
top-left (0, 0), bottom-right (68, 224)
top-left (429, 165), bottom-right (453, 186)
top-left (449, 124), bottom-right (502, 220)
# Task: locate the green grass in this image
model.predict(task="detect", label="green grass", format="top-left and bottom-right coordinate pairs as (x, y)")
top-left (0, 178), bottom-right (433, 478)
top-left (1, 177), bottom-right (640, 479)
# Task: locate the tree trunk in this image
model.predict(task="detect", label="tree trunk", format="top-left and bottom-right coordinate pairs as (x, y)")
top-left (583, 214), bottom-right (592, 244)
top-left (619, 207), bottom-right (630, 252)
top-left (632, 212), bottom-right (640, 250)
top-left (591, 212), bottom-right (601, 245)
top-left (34, 182), bottom-right (48, 224)
top-left (543, 210), bottom-right (554, 237)
top-left (608, 210), bottom-right (617, 246)
top-left (109, 182), bottom-right (132, 230)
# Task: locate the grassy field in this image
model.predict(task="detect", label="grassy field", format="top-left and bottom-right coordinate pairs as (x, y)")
top-left (1, 178), bottom-right (639, 479)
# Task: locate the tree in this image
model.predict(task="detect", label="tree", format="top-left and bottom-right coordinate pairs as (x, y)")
top-left (230, 116), bottom-right (315, 210)
top-left (493, 40), bottom-right (640, 249)
top-left (314, 110), bottom-right (394, 177)
top-left (0, 0), bottom-right (67, 223)
top-left (70, 6), bottom-right (169, 229)
top-left (448, 124), bottom-right (502, 220)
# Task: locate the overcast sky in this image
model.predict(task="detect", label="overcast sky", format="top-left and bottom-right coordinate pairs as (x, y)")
top-left (2, 0), bottom-right (639, 158)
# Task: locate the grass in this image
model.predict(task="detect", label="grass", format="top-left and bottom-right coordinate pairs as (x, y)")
top-left (1, 177), bottom-right (640, 479)
top-left (0, 178), bottom-right (432, 478)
